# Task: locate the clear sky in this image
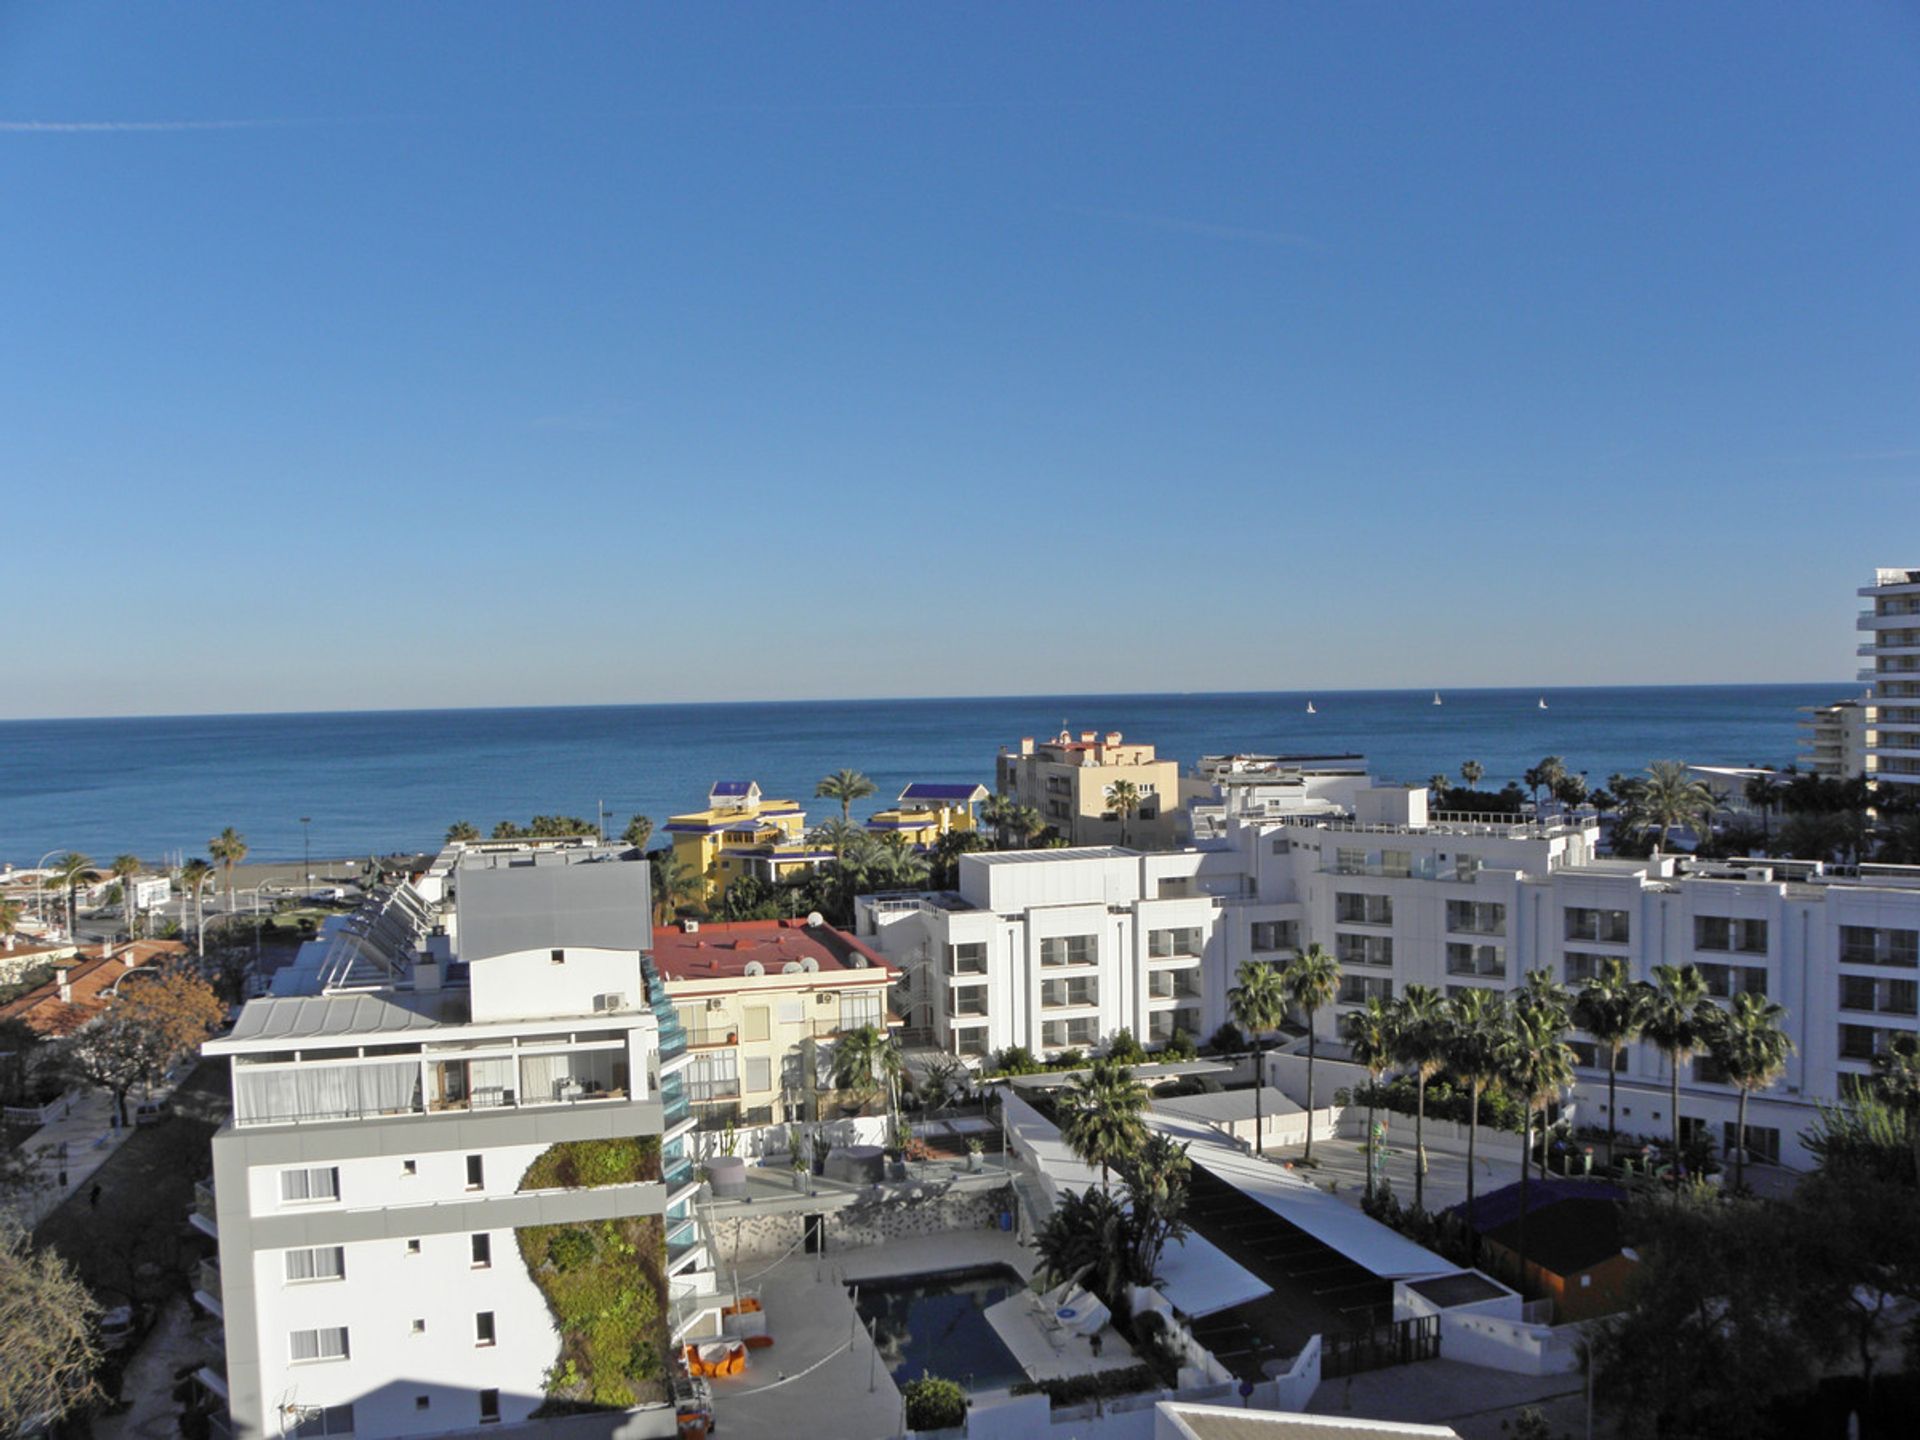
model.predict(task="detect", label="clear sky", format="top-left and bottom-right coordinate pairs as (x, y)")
top-left (3, 2), bottom-right (1914, 718)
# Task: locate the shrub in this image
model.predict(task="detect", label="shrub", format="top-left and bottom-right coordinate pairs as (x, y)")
top-left (1010, 1364), bottom-right (1160, 1407)
top-left (1160, 1027), bottom-right (1197, 1061)
top-left (1204, 1022), bottom-right (1243, 1055)
top-left (990, 1045), bottom-right (1044, 1077)
top-left (520, 1136), bottom-right (662, 1189)
top-left (547, 1229), bottom-right (595, 1272)
top-left (1106, 1027), bottom-right (1145, 1064)
top-left (902, 1376), bottom-right (968, 1430)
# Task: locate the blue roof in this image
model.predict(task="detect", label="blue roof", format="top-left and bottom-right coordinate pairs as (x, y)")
top-left (1443, 1178), bottom-right (1626, 1234)
top-left (710, 781), bottom-right (756, 798)
top-left (899, 782), bottom-right (988, 803)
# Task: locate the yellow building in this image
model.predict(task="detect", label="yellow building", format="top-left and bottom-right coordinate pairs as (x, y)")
top-left (665, 781), bottom-right (832, 898)
top-left (862, 782), bottom-right (988, 850)
top-left (995, 729), bottom-right (1184, 848)
top-left (652, 918), bottom-right (897, 1149)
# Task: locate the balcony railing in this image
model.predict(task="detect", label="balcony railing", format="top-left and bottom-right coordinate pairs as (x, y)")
top-left (196, 1257), bottom-right (221, 1304)
top-left (666, 1219), bottom-right (702, 1263)
top-left (193, 1180), bottom-right (217, 1230)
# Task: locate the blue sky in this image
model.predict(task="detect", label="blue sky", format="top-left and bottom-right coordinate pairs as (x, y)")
top-left (2, 2), bottom-right (1914, 717)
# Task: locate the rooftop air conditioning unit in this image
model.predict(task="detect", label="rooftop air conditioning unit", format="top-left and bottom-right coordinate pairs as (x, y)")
top-left (706, 998), bottom-right (726, 1011)
top-left (593, 992), bottom-right (626, 1013)
top-left (816, 991), bottom-right (835, 1004)
top-left (685, 919), bottom-right (700, 934)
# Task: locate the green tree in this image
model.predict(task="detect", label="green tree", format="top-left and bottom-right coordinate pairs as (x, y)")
top-left (1283, 943), bottom-right (1341, 1162)
top-left (1388, 984), bottom-right (1448, 1209)
top-left (830, 1023), bottom-right (904, 1137)
top-left (1708, 991), bottom-right (1793, 1192)
top-left (46, 852), bottom-right (98, 940)
top-left (980, 792), bottom-right (1019, 849)
top-left (815, 769), bottom-right (877, 826)
top-left (1459, 759), bottom-right (1484, 789)
top-left (1523, 756), bottom-right (1567, 811)
top-left (66, 967), bottom-right (225, 1124)
top-left (445, 820), bottom-right (481, 843)
top-left (178, 857), bottom-right (215, 959)
top-left (902, 1376), bottom-right (967, 1432)
top-left (1227, 960), bottom-right (1288, 1156)
top-left (1869, 1032), bottom-right (1920, 1183)
top-left (1014, 805), bottom-right (1047, 848)
top-left (1103, 779), bottom-right (1142, 848)
top-left (649, 849), bottom-right (701, 925)
top-left (1632, 760), bottom-right (1718, 849)
top-left (1500, 1003), bottom-right (1576, 1289)
top-left (1428, 772), bottom-right (1451, 799)
top-left (1513, 969), bottom-right (1573, 1177)
top-left (0, 899), bottom-right (20, 953)
top-left (208, 826), bottom-right (248, 917)
top-left (110, 854), bottom-right (142, 935)
top-left (1033, 1185), bottom-right (1136, 1305)
top-left (1573, 959), bottom-right (1649, 1168)
top-left (1059, 1058), bottom-right (1148, 1186)
top-left (1117, 1132), bottom-right (1193, 1281)
top-left (490, 819), bottom-right (527, 839)
top-left (1742, 772), bottom-right (1783, 842)
top-left (1642, 964), bottom-right (1716, 1179)
top-left (927, 827), bottom-right (989, 889)
top-left (1341, 996), bottom-right (1395, 1203)
top-left (1551, 771), bottom-right (1589, 810)
top-left (1445, 986), bottom-right (1508, 1248)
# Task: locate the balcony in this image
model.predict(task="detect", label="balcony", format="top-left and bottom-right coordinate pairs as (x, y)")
top-left (683, 1023), bottom-right (740, 1049)
top-left (667, 1218), bottom-right (703, 1267)
top-left (193, 1257), bottom-right (222, 1318)
top-left (1040, 985), bottom-right (1099, 1012)
top-left (191, 1179), bottom-right (217, 1238)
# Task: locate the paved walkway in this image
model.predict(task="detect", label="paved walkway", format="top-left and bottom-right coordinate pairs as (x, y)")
top-left (10, 1087), bottom-right (144, 1227)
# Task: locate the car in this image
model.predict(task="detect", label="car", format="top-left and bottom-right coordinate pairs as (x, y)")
top-left (310, 886), bottom-right (350, 903)
top-left (133, 1099), bottom-right (173, 1127)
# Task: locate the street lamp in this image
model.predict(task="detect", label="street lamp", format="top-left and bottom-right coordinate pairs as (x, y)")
top-left (301, 817), bottom-right (312, 895)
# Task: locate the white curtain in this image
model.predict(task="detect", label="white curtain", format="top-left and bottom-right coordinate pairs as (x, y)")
top-left (236, 1060), bottom-right (422, 1124)
top-left (519, 1053), bottom-right (569, 1101)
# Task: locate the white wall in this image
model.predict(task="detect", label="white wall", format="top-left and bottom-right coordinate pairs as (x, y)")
top-left (469, 946), bottom-right (644, 1023)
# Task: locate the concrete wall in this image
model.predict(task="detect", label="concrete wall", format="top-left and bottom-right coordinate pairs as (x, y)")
top-left (706, 1185), bottom-right (1015, 1265)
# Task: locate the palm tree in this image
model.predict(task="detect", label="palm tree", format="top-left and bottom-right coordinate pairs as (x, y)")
top-left (1228, 960), bottom-right (1288, 1156)
top-left (808, 816), bottom-right (864, 870)
top-left (1634, 760), bottom-right (1718, 849)
top-left (209, 827), bottom-right (248, 919)
top-left (1742, 773), bottom-right (1783, 843)
top-left (1341, 997), bottom-right (1394, 1203)
top-left (1014, 806), bottom-right (1047, 849)
top-left (1388, 984), bottom-right (1448, 1209)
top-left (1059, 1058), bottom-right (1149, 1186)
top-left (179, 858), bottom-right (215, 958)
top-left (445, 821), bottom-right (480, 843)
top-left (1103, 780), bottom-right (1142, 848)
top-left (815, 769), bottom-right (877, 826)
top-left (1641, 963), bottom-right (1715, 1180)
top-left (831, 1023), bottom-right (905, 1140)
top-left (1428, 773), bottom-right (1452, 800)
top-left (981, 793), bottom-right (1020, 849)
top-left (1573, 960), bottom-right (1649, 1169)
top-left (1524, 756), bottom-right (1567, 811)
top-left (1513, 971), bottom-right (1573, 1177)
top-left (1283, 944), bottom-right (1342, 1162)
top-left (1870, 1034), bottom-right (1920, 1184)
top-left (1459, 760), bottom-right (1484, 789)
top-left (0, 899), bottom-right (20, 952)
top-left (1445, 987), bottom-right (1508, 1248)
top-left (1710, 991), bottom-right (1793, 1191)
top-left (620, 814), bottom-right (654, 850)
top-left (649, 850), bottom-right (701, 924)
top-left (1500, 1004), bottom-right (1577, 1292)
top-left (110, 854), bottom-right (141, 936)
top-left (47, 853), bottom-right (98, 939)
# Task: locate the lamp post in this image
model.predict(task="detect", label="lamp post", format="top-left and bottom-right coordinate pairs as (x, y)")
top-left (34, 849), bottom-right (66, 935)
top-left (301, 817), bottom-right (312, 896)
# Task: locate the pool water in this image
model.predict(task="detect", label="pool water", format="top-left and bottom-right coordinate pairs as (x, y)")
top-left (851, 1264), bottom-right (1029, 1393)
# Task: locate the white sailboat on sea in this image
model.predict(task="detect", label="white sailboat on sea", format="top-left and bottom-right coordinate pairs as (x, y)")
top-left (1538, 697), bottom-right (1548, 710)
top-left (1432, 692), bottom-right (1443, 706)
top-left (1306, 700), bottom-right (1316, 714)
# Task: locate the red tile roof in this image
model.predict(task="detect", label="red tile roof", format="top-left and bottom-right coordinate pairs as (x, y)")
top-left (0, 939), bottom-right (190, 1035)
top-left (650, 919), bottom-right (892, 982)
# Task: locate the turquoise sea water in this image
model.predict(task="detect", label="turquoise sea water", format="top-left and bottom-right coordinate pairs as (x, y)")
top-left (0, 684), bottom-right (1853, 864)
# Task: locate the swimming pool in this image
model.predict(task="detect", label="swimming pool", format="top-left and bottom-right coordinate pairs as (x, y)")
top-left (850, 1264), bottom-right (1029, 1393)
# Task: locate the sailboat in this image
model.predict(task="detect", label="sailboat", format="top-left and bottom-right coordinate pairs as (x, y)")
top-left (1432, 692), bottom-right (1443, 706)
top-left (1538, 697), bottom-right (1549, 710)
top-left (1305, 700), bottom-right (1317, 715)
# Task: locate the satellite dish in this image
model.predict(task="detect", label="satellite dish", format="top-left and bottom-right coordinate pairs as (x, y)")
top-left (781, 961), bottom-right (804, 974)
top-left (799, 956), bottom-right (819, 973)
top-left (743, 961), bottom-right (764, 977)
top-left (806, 911), bottom-right (825, 928)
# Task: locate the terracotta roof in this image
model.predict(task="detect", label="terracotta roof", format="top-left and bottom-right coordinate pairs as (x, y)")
top-left (650, 919), bottom-right (892, 982)
top-left (0, 939), bottom-right (189, 1036)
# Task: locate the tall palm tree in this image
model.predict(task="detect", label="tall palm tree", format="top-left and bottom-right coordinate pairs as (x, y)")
top-left (1871, 1034), bottom-right (1920, 1184)
top-left (808, 816), bottom-right (864, 871)
top-left (1059, 1058), bottom-right (1149, 1186)
top-left (1388, 984), bottom-right (1448, 1209)
top-left (1634, 760), bottom-right (1718, 849)
top-left (1445, 987), bottom-right (1508, 1248)
top-left (1573, 960), bottom-right (1650, 1168)
top-left (1500, 1004), bottom-right (1577, 1292)
top-left (1524, 756), bottom-right (1567, 811)
top-left (445, 820), bottom-right (480, 843)
top-left (649, 849), bottom-right (701, 924)
top-left (620, 814), bottom-right (654, 850)
top-left (1742, 773), bottom-right (1783, 843)
top-left (1014, 806), bottom-right (1047, 849)
top-left (0, 899), bottom-right (20, 952)
top-left (209, 827), bottom-right (248, 919)
top-left (1641, 963), bottom-right (1716, 1181)
top-left (1710, 991), bottom-right (1793, 1191)
top-left (110, 854), bottom-right (141, 937)
top-left (1513, 969), bottom-right (1573, 1176)
top-left (179, 858), bottom-right (215, 958)
top-left (981, 793), bottom-right (1020, 849)
top-left (831, 1022), bottom-right (905, 1141)
top-left (47, 853), bottom-right (98, 939)
top-left (1103, 780), bottom-right (1142, 848)
top-left (1228, 960), bottom-right (1288, 1156)
top-left (1283, 944), bottom-right (1342, 1162)
top-left (1459, 760), bottom-right (1485, 789)
top-left (815, 769), bottom-right (877, 826)
top-left (1341, 996), bottom-right (1394, 1203)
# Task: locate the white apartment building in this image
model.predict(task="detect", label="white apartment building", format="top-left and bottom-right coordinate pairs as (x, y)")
top-left (196, 842), bottom-right (714, 1440)
top-left (1797, 698), bottom-right (1870, 780)
top-left (860, 785), bottom-right (1920, 1171)
top-left (1861, 565), bottom-right (1920, 790)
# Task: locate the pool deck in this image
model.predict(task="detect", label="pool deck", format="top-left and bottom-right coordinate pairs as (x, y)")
top-left (707, 1232), bottom-right (1041, 1440)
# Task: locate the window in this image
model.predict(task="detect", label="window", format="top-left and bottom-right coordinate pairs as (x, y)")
top-left (744, 1055), bottom-right (773, 1093)
top-left (1338, 975), bottom-right (1394, 1005)
top-left (1446, 943), bottom-right (1506, 978)
top-left (1446, 900), bottom-right (1506, 937)
top-left (1693, 1055), bottom-right (1731, 1085)
top-left (743, 1005), bottom-right (771, 1041)
top-left (1040, 935), bottom-right (1097, 967)
top-left (465, 1155), bottom-right (484, 1190)
top-left (687, 1051), bottom-right (741, 1103)
top-left (284, 1247), bottom-right (345, 1283)
top-left (1250, 920), bottom-right (1298, 953)
top-left (479, 1390), bottom-right (500, 1425)
top-left (1840, 975), bottom-right (1919, 1015)
top-left (839, 990), bottom-right (883, 1032)
top-left (1695, 963), bottom-right (1767, 999)
top-left (1695, 917), bottom-right (1768, 954)
top-left (550, 949), bottom-right (565, 965)
top-left (471, 1234), bottom-right (491, 1268)
top-left (1722, 1122), bottom-right (1780, 1165)
top-left (411, 1319), bottom-right (426, 1334)
top-left (405, 1239), bottom-right (421, 1256)
top-left (414, 1398), bottom-right (430, 1412)
top-left (1564, 951), bottom-right (1611, 986)
top-left (1565, 908), bottom-right (1630, 944)
top-left (475, 1312), bottom-right (496, 1347)
top-left (1336, 893), bottom-right (1394, 926)
top-left (1148, 927), bottom-right (1204, 958)
top-left (290, 1405), bottom-right (354, 1439)
top-left (401, 1159), bottom-right (417, 1176)
top-left (1840, 925), bottom-right (1920, 968)
top-left (1335, 933), bottom-right (1393, 968)
top-left (1568, 1040), bottom-right (1628, 1072)
top-left (280, 1167), bottom-right (340, 1204)
top-left (1041, 977), bottom-right (1099, 1009)
top-left (289, 1327), bottom-right (350, 1363)
top-left (1840, 1024), bottom-right (1898, 1061)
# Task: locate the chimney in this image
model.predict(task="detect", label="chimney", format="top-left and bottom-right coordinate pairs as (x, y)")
top-left (1080, 731), bottom-right (1095, 744)
top-left (1105, 731), bottom-right (1122, 748)
top-left (56, 965), bottom-right (73, 1004)
top-left (1020, 737), bottom-right (1034, 756)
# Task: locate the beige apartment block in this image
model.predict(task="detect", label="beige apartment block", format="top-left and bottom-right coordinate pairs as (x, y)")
top-left (996, 729), bottom-right (1184, 848)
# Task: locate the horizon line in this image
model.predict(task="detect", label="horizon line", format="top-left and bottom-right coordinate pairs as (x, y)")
top-left (0, 679), bottom-right (1861, 727)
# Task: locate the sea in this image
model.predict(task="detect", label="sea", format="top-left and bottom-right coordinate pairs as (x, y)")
top-left (0, 684), bottom-right (1856, 865)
